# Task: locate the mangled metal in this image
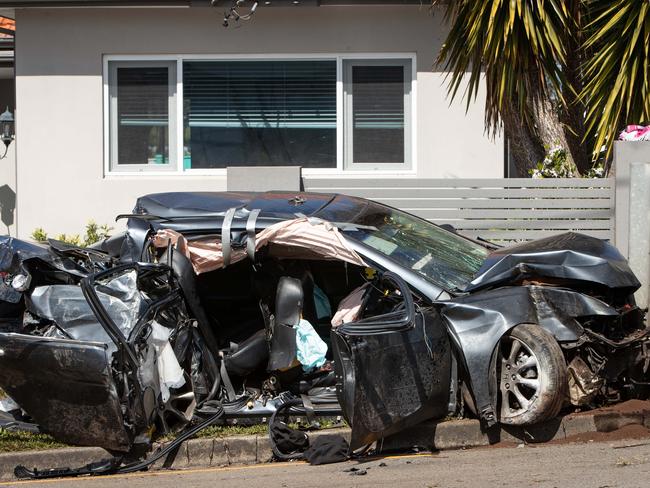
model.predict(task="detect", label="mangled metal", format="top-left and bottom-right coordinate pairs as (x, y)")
top-left (466, 232), bottom-right (641, 293)
top-left (27, 270), bottom-right (141, 350)
top-left (0, 334), bottom-right (129, 450)
top-left (0, 191), bottom-right (647, 479)
top-left (332, 273), bottom-right (452, 449)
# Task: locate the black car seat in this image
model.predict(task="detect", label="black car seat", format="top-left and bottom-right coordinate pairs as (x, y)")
top-left (225, 276), bottom-right (304, 376)
top-left (279, 262), bottom-right (317, 326)
top-left (223, 329), bottom-right (269, 377)
top-left (267, 276), bottom-right (302, 371)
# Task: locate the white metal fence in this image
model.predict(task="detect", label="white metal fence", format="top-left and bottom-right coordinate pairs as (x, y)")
top-left (303, 177), bottom-right (615, 243)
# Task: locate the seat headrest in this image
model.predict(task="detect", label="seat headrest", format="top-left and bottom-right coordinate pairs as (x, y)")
top-left (275, 276), bottom-right (303, 327)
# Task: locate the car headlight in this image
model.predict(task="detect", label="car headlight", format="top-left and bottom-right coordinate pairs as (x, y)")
top-left (11, 273), bottom-right (31, 292)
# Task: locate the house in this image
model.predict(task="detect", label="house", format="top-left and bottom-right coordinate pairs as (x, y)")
top-left (0, 0), bottom-right (504, 238)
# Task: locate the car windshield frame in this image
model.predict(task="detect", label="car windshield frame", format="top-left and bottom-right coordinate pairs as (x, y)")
top-left (341, 201), bottom-right (490, 293)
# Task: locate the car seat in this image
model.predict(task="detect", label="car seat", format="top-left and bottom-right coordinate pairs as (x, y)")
top-left (267, 276), bottom-right (302, 371)
top-left (225, 276), bottom-right (303, 376)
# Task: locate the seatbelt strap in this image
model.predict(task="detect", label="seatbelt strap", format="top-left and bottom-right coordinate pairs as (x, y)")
top-left (246, 208), bottom-right (261, 262)
top-left (300, 394), bottom-right (317, 427)
top-left (219, 355), bottom-right (237, 402)
top-left (221, 207), bottom-right (237, 267)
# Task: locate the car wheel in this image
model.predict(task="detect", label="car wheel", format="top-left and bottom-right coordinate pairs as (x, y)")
top-left (496, 323), bottom-right (567, 425)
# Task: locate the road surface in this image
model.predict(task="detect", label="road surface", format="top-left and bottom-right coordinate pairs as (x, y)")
top-left (3, 438), bottom-right (650, 488)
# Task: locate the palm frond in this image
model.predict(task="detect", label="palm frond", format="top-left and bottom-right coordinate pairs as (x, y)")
top-left (580, 0), bottom-right (650, 161)
top-left (435, 0), bottom-right (571, 135)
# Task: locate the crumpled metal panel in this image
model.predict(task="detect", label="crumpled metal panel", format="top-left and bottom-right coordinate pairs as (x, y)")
top-left (440, 285), bottom-right (619, 423)
top-left (466, 233), bottom-right (640, 293)
top-left (0, 333), bottom-right (130, 451)
top-left (332, 309), bottom-right (451, 450)
top-left (0, 237), bottom-right (90, 303)
top-left (27, 270), bottom-right (142, 352)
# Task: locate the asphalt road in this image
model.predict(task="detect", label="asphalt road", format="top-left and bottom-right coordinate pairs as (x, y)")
top-left (3, 438), bottom-right (650, 488)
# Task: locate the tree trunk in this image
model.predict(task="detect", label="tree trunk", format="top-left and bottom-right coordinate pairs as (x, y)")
top-left (531, 98), bottom-right (574, 161)
top-left (501, 106), bottom-right (545, 177)
top-left (558, 0), bottom-right (591, 175)
top-left (502, 98), bottom-right (573, 177)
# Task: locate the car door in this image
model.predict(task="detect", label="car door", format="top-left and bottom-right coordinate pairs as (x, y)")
top-left (330, 272), bottom-right (452, 450)
top-left (0, 333), bottom-right (130, 451)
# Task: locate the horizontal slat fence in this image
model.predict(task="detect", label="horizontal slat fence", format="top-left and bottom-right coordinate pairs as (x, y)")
top-left (303, 178), bottom-right (615, 243)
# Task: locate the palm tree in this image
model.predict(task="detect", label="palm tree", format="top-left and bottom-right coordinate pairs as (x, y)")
top-left (435, 0), bottom-right (650, 176)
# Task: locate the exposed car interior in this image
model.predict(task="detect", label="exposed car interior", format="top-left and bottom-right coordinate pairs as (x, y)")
top-left (172, 247), bottom-right (391, 400)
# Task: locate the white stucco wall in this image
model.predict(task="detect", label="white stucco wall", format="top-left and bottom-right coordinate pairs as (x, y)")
top-left (0, 77), bottom-right (15, 236)
top-left (14, 6), bottom-right (503, 238)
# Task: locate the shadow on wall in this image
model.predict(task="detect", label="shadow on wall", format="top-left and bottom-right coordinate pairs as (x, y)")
top-left (0, 184), bottom-right (15, 233)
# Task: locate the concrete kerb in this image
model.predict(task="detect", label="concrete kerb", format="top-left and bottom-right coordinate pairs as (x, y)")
top-left (3, 405), bottom-right (650, 481)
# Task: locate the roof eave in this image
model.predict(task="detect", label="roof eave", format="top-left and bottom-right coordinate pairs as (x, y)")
top-left (0, 0), bottom-right (424, 6)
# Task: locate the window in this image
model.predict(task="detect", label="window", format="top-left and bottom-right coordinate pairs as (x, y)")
top-left (108, 61), bottom-right (177, 171)
top-left (183, 61), bottom-right (337, 169)
top-left (344, 60), bottom-right (412, 169)
top-left (106, 57), bottom-right (413, 174)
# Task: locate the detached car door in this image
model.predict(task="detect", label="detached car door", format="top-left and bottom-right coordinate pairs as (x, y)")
top-left (330, 273), bottom-right (452, 450)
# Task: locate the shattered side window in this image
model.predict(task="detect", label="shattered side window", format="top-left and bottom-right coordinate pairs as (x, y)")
top-left (345, 205), bottom-right (489, 292)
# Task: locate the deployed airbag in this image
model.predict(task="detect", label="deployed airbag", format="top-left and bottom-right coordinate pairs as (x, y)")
top-left (152, 218), bottom-right (366, 274)
top-left (149, 321), bottom-right (186, 403)
top-left (295, 318), bottom-right (328, 372)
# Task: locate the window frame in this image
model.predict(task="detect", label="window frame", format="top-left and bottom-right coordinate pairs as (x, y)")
top-left (103, 54), bottom-right (417, 177)
top-left (107, 60), bottom-right (178, 173)
top-left (343, 59), bottom-right (413, 171)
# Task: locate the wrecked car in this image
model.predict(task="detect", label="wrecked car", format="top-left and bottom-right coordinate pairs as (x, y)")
top-left (0, 191), bottom-right (647, 469)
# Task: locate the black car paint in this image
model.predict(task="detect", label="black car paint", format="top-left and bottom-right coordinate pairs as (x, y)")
top-left (0, 190), bottom-right (644, 453)
top-left (466, 232), bottom-right (641, 293)
top-left (0, 334), bottom-right (129, 451)
top-left (126, 192), bottom-right (645, 427)
top-left (332, 308), bottom-right (452, 450)
top-left (439, 285), bottom-right (627, 423)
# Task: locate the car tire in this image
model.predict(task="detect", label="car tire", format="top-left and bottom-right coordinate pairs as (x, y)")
top-left (496, 323), bottom-right (567, 426)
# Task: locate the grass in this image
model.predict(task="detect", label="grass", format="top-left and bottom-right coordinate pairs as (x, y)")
top-left (162, 422), bottom-right (270, 442)
top-left (0, 383), bottom-right (345, 452)
top-left (161, 418), bottom-right (345, 443)
top-left (0, 429), bottom-right (66, 453)
top-left (0, 419), bottom-right (346, 453)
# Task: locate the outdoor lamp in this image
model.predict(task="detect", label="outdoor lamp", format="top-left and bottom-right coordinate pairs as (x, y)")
top-left (0, 107), bottom-right (14, 159)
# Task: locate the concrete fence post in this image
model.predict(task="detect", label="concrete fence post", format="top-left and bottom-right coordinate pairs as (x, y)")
top-left (613, 141), bottom-right (650, 311)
